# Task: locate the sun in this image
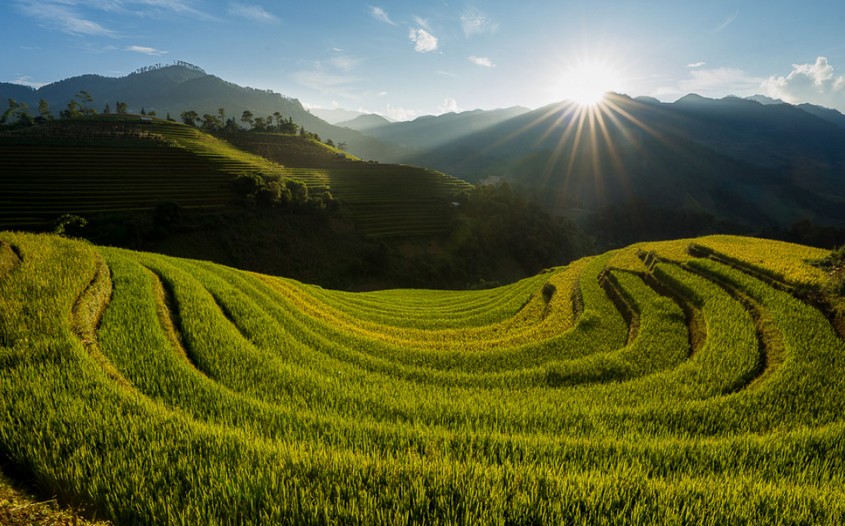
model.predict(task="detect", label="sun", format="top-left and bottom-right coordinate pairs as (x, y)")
top-left (560, 59), bottom-right (622, 107)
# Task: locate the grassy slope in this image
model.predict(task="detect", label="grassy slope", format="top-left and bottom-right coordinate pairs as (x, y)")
top-left (2, 232), bottom-right (845, 524)
top-left (218, 132), bottom-right (473, 237)
top-left (0, 116), bottom-right (290, 230)
top-left (0, 119), bottom-right (472, 239)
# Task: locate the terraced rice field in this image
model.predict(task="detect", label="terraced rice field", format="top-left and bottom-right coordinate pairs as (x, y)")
top-left (0, 118), bottom-right (286, 230)
top-left (220, 132), bottom-right (474, 237)
top-left (1, 121), bottom-right (471, 238)
top-left (1, 233), bottom-right (845, 524)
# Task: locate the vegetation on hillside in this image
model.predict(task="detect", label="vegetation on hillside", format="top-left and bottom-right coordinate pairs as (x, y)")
top-left (1, 233), bottom-right (844, 523)
top-left (1, 114), bottom-right (585, 288)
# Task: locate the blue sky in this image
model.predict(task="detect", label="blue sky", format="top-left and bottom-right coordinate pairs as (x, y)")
top-left (3, 1), bottom-right (845, 119)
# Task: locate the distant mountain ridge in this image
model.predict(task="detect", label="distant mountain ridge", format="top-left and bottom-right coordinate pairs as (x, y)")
top-left (0, 62), bottom-right (404, 161)
top-left (352, 106), bottom-right (531, 152)
top-left (390, 93), bottom-right (845, 235)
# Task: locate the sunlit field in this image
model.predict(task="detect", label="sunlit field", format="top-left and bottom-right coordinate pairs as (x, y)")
top-left (2, 232), bottom-right (844, 524)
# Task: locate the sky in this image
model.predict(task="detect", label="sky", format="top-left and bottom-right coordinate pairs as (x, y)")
top-left (3, 1), bottom-right (845, 120)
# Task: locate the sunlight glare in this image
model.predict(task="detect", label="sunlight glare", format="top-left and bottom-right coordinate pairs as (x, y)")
top-left (560, 60), bottom-right (621, 107)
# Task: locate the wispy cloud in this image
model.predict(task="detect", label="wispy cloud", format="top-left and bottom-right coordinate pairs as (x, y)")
top-left (461, 7), bottom-right (498, 38)
top-left (687, 62), bottom-right (706, 68)
top-left (227, 3), bottom-right (277, 23)
top-left (129, 0), bottom-right (215, 20)
top-left (330, 55), bottom-right (360, 72)
top-left (413, 16), bottom-right (430, 30)
top-left (15, 0), bottom-right (117, 36)
top-left (370, 6), bottom-right (395, 25)
top-left (655, 67), bottom-right (763, 98)
top-left (293, 54), bottom-right (364, 100)
top-left (292, 69), bottom-right (361, 100)
top-left (127, 44), bottom-right (168, 56)
top-left (468, 56), bottom-right (495, 68)
top-left (408, 28), bottom-right (438, 53)
top-left (762, 56), bottom-right (845, 111)
top-left (13, 0), bottom-right (216, 36)
top-left (715, 10), bottom-right (738, 32)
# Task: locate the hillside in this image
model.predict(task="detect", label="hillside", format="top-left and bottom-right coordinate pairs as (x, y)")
top-left (217, 131), bottom-right (473, 238)
top-left (0, 63), bottom-right (407, 161)
top-left (0, 116), bottom-right (472, 239)
top-left (1, 232), bottom-right (844, 523)
top-left (1, 117), bottom-right (584, 288)
top-left (397, 94), bottom-right (845, 239)
top-left (0, 115), bottom-right (287, 231)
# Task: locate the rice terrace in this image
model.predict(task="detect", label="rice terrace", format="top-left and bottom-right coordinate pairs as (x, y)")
top-left (4, 1), bottom-right (845, 524)
top-left (2, 231), bottom-right (845, 524)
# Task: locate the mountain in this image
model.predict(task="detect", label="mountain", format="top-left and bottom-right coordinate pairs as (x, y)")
top-left (354, 106), bottom-right (531, 153)
top-left (398, 93), bottom-right (845, 236)
top-left (309, 107), bottom-right (370, 124)
top-left (337, 113), bottom-right (393, 131)
top-left (745, 94), bottom-right (786, 105)
top-left (0, 63), bottom-right (406, 161)
top-left (797, 103), bottom-right (845, 129)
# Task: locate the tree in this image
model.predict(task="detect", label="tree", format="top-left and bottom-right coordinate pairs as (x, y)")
top-left (75, 90), bottom-right (95, 115)
top-left (337, 141), bottom-right (348, 152)
top-left (223, 117), bottom-right (239, 132)
top-left (253, 116), bottom-right (267, 131)
top-left (180, 110), bottom-right (199, 126)
top-left (103, 103), bottom-right (111, 114)
top-left (38, 99), bottom-right (52, 120)
top-left (166, 112), bottom-right (175, 122)
top-left (218, 107), bottom-right (226, 124)
top-left (53, 214), bottom-right (88, 237)
top-left (140, 107), bottom-right (146, 115)
top-left (272, 111), bottom-right (283, 130)
top-left (241, 110), bottom-right (254, 129)
top-left (1, 98), bottom-right (19, 124)
top-left (200, 113), bottom-right (222, 131)
top-left (116, 101), bottom-right (129, 114)
top-left (281, 116), bottom-right (298, 135)
top-left (60, 99), bottom-right (81, 119)
top-left (287, 179), bottom-right (309, 203)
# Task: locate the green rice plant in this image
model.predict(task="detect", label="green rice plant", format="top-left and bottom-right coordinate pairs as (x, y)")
top-left (3, 232), bottom-right (845, 524)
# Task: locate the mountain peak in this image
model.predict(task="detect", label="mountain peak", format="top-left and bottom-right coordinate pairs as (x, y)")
top-left (745, 94), bottom-right (786, 105)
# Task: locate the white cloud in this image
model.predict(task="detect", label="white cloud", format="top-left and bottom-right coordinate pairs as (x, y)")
top-left (461, 7), bottom-right (498, 38)
top-left (8, 75), bottom-right (46, 89)
top-left (370, 6), bottom-right (395, 25)
top-left (227, 3), bottom-right (277, 22)
top-left (687, 62), bottom-right (706, 68)
top-left (468, 56), bottom-right (495, 68)
top-left (408, 28), bottom-right (438, 53)
top-left (437, 97), bottom-right (460, 114)
top-left (385, 104), bottom-right (419, 121)
top-left (126, 45), bottom-right (168, 56)
top-left (762, 57), bottom-right (845, 110)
